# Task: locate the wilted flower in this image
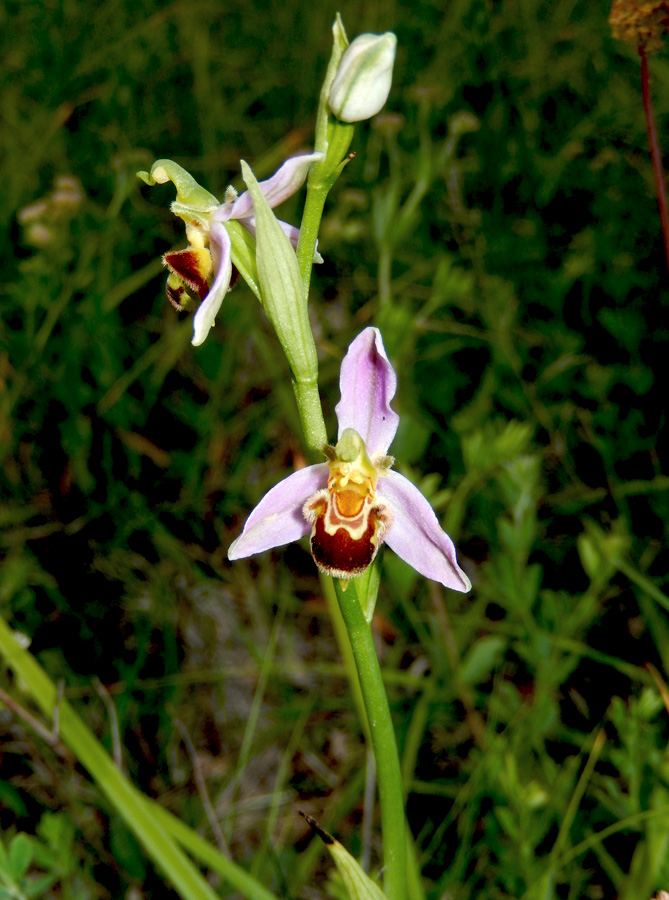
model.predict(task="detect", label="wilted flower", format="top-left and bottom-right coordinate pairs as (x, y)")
top-left (138, 153), bottom-right (322, 346)
top-left (229, 327), bottom-right (471, 591)
top-left (609, 0), bottom-right (669, 51)
top-left (329, 32), bottom-right (397, 122)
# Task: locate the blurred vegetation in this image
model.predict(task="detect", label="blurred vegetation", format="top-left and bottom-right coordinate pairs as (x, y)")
top-left (2, 0), bottom-right (669, 897)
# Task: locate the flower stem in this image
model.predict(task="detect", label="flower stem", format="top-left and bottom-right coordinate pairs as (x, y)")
top-left (293, 374), bottom-right (407, 900)
top-left (294, 123), bottom-right (407, 899)
top-left (332, 578), bottom-right (407, 900)
top-left (297, 184), bottom-right (329, 300)
top-left (640, 48), bottom-right (669, 273)
top-left (292, 362), bottom-right (407, 899)
top-left (297, 121), bottom-right (355, 301)
top-left (292, 376), bottom-right (328, 453)
top-left (320, 574), bottom-right (371, 739)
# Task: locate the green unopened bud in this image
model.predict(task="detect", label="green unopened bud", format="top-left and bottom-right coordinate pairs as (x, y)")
top-left (329, 32), bottom-right (397, 123)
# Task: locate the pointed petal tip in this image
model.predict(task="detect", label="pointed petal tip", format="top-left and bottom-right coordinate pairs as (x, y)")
top-left (227, 535), bottom-right (244, 561)
top-left (380, 470), bottom-right (471, 592)
top-left (227, 464), bottom-right (329, 560)
top-left (447, 566), bottom-right (472, 594)
top-left (232, 152), bottom-right (324, 221)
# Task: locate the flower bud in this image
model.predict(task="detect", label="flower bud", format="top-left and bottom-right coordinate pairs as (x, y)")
top-left (329, 32), bottom-right (397, 123)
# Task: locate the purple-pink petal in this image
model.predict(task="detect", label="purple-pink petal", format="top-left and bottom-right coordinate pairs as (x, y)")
top-left (276, 221), bottom-right (324, 263)
top-left (335, 327), bottom-right (399, 455)
top-left (226, 152), bottom-right (323, 222)
top-left (238, 218), bottom-right (324, 263)
top-left (192, 221), bottom-right (232, 346)
top-left (228, 463), bottom-right (328, 559)
top-left (379, 470), bottom-right (471, 592)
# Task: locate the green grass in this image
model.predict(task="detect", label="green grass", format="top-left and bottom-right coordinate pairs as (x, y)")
top-left (2, 0), bottom-right (669, 897)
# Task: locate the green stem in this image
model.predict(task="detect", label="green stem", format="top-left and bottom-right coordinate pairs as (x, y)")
top-left (297, 121), bottom-right (355, 300)
top-left (291, 108), bottom-right (407, 899)
top-left (332, 579), bottom-right (407, 900)
top-left (320, 574), bottom-right (371, 743)
top-left (296, 185), bottom-right (329, 300)
top-left (615, 558), bottom-right (669, 614)
top-left (0, 614), bottom-right (279, 900)
top-left (378, 244), bottom-right (393, 308)
top-left (616, 558), bottom-right (669, 676)
top-left (294, 370), bottom-right (407, 897)
top-left (292, 377), bottom-right (328, 453)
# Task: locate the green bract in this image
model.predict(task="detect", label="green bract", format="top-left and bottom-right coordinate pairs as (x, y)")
top-left (240, 160), bottom-right (319, 385)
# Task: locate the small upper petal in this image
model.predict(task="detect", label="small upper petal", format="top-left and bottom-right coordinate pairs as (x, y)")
top-left (335, 327), bottom-right (399, 455)
top-left (379, 470), bottom-right (471, 592)
top-left (191, 221), bottom-right (232, 346)
top-left (228, 463), bottom-right (328, 559)
top-left (227, 153), bottom-right (323, 222)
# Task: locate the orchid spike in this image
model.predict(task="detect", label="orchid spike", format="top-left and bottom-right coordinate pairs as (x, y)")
top-left (138, 153), bottom-right (323, 346)
top-left (229, 328), bottom-right (471, 592)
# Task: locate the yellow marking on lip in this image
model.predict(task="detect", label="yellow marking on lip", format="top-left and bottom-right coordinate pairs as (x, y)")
top-left (335, 490), bottom-right (365, 518)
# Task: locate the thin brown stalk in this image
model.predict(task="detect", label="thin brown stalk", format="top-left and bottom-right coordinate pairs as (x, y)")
top-left (640, 47), bottom-right (669, 272)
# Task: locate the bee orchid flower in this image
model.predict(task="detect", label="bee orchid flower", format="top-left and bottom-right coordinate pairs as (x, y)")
top-left (138, 152), bottom-right (323, 346)
top-left (229, 327), bottom-right (471, 592)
